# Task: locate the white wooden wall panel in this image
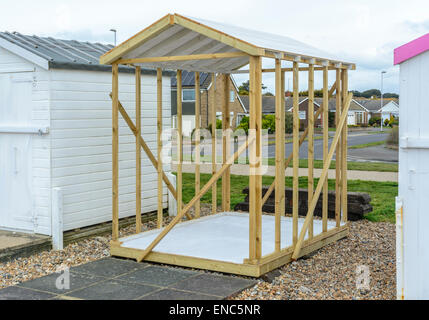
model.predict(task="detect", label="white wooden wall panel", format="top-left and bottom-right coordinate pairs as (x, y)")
top-left (398, 49), bottom-right (429, 299)
top-left (50, 69), bottom-right (171, 231)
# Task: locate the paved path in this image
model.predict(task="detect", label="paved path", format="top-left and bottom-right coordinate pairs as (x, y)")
top-left (0, 257), bottom-right (256, 300)
top-left (173, 163), bottom-right (398, 182)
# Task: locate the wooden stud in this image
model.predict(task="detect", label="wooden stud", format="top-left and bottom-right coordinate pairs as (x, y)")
top-left (292, 61), bottom-right (299, 247)
top-left (177, 70), bottom-right (183, 220)
top-left (275, 59), bottom-right (285, 252)
top-left (249, 56), bottom-right (262, 261)
top-left (322, 66), bottom-right (329, 232)
top-left (112, 64), bottom-right (119, 241)
top-left (292, 92), bottom-right (353, 260)
top-left (308, 64), bottom-right (314, 239)
top-left (135, 66), bottom-right (142, 233)
top-left (341, 69), bottom-right (348, 223)
top-left (222, 74), bottom-right (231, 212)
top-left (211, 73), bottom-right (217, 215)
top-left (195, 72), bottom-right (201, 218)
top-left (116, 51), bottom-right (248, 65)
top-left (157, 68), bottom-right (163, 228)
top-left (335, 69), bottom-right (342, 227)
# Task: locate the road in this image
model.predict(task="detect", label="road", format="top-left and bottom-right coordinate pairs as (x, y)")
top-left (176, 132), bottom-right (397, 163)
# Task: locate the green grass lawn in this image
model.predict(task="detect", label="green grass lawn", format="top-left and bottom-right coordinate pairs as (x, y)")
top-left (181, 173), bottom-right (397, 223)
top-left (348, 140), bottom-right (385, 149)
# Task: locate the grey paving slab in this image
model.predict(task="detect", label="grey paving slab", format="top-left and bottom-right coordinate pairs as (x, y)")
top-left (170, 273), bottom-right (256, 297)
top-left (18, 271), bottom-right (104, 295)
top-left (116, 265), bottom-right (198, 287)
top-left (0, 286), bottom-right (55, 300)
top-left (70, 257), bottom-right (146, 278)
top-left (67, 279), bottom-right (158, 300)
top-left (139, 288), bottom-right (222, 300)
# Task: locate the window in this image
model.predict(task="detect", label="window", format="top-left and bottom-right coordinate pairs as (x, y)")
top-left (230, 90), bottom-right (235, 102)
top-left (182, 89), bottom-right (195, 101)
top-left (299, 111), bottom-right (306, 120)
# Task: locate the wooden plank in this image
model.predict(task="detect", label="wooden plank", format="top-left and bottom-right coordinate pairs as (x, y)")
top-left (341, 69), bottom-right (348, 223)
top-left (112, 64), bottom-right (119, 241)
top-left (211, 73), bottom-right (217, 215)
top-left (261, 81), bottom-right (337, 206)
top-left (292, 61), bottom-right (299, 247)
top-left (135, 66), bottom-right (142, 233)
top-left (136, 137), bottom-right (252, 262)
top-left (292, 92), bottom-right (353, 260)
top-left (232, 66), bottom-right (338, 74)
top-left (335, 69), bottom-right (342, 227)
top-left (222, 74), bottom-right (231, 212)
top-left (275, 59), bottom-right (285, 252)
top-left (117, 51), bottom-right (248, 65)
top-left (177, 70), bottom-right (183, 223)
top-left (157, 68), bottom-right (163, 228)
top-left (195, 72), bottom-right (201, 218)
top-left (308, 64), bottom-right (314, 239)
top-left (249, 56), bottom-right (262, 261)
top-left (322, 66), bottom-right (329, 232)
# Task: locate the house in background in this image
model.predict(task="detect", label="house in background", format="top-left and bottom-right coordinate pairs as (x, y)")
top-left (171, 71), bottom-right (246, 136)
top-left (0, 31), bottom-right (173, 238)
top-left (354, 99), bottom-right (399, 123)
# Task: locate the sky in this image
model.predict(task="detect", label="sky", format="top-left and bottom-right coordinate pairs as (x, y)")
top-left (2, 0), bottom-right (429, 94)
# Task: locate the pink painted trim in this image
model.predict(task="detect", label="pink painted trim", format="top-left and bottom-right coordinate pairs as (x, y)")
top-left (394, 33), bottom-right (429, 65)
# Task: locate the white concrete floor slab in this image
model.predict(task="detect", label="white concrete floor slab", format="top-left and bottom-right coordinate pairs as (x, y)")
top-left (121, 212), bottom-right (338, 264)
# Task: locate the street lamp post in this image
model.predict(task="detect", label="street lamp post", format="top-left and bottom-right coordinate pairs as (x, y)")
top-left (110, 29), bottom-right (117, 46)
top-left (380, 71), bottom-right (387, 132)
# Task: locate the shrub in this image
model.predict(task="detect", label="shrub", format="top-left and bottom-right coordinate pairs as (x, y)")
top-left (328, 110), bottom-right (335, 128)
top-left (216, 119), bottom-right (222, 129)
top-left (262, 114), bottom-right (276, 134)
top-left (237, 116), bottom-right (249, 135)
top-left (386, 126), bottom-right (399, 146)
top-left (285, 112), bottom-right (293, 134)
top-left (369, 116), bottom-right (381, 126)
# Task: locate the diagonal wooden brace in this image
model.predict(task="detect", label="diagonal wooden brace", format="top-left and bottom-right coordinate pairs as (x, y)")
top-left (291, 92), bottom-right (353, 260)
top-left (136, 136), bottom-right (254, 262)
top-left (109, 94), bottom-right (193, 221)
top-left (261, 81), bottom-right (337, 206)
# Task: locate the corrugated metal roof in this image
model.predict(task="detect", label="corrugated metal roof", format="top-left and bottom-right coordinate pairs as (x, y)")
top-left (0, 31), bottom-right (174, 75)
top-left (171, 70), bottom-right (211, 88)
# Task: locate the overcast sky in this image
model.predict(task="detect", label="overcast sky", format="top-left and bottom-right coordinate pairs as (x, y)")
top-left (2, 0), bottom-right (429, 94)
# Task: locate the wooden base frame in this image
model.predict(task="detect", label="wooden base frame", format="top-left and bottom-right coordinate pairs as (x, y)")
top-left (108, 43), bottom-right (353, 277)
top-left (111, 225), bottom-right (348, 277)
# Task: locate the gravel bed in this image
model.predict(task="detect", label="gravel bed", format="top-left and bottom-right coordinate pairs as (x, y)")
top-left (233, 220), bottom-right (396, 300)
top-left (1, 207), bottom-right (395, 300)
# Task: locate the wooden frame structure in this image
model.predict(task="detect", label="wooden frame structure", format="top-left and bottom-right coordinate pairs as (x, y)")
top-left (101, 14), bottom-right (355, 277)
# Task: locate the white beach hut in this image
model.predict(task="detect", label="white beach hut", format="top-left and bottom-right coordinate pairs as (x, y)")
top-left (0, 32), bottom-right (173, 242)
top-left (394, 33), bottom-right (429, 300)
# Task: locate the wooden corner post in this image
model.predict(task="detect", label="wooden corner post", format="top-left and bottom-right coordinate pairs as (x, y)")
top-left (157, 68), bottom-right (163, 228)
top-left (112, 63), bottom-right (119, 241)
top-left (249, 56), bottom-right (262, 261)
top-left (195, 72), bottom-right (201, 218)
top-left (136, 66), bottom-right (142, 233)
top-left (222, 74), bottom-right (231, 212)
top-left (275, 58), bottom-right (285, 252)
top-left (211, 73), bottom-right (217, 214)
top-left (335, 69), bottom-right (342, 227)
top-left (292, 61), bottom-right (299, 246)
top-left (177, 70), bottom-right (183, 218)
top-left (322, 66), bottom-right (329, 232)
top-left (341, 69), bottom-right (348, 223)
top-left (308, 63), bottom-right (315, 239)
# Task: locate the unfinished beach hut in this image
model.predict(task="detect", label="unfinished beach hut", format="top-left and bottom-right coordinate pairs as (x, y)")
top-left (101, 13), bottom-right (355, 277)
top-left (394, 33), bottom-right (429, 299)
top-left (0, 33), bottom-right (173, 246)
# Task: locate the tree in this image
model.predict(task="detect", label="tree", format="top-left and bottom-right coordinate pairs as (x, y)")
top-left (238, 80), bottom-right (267, 95)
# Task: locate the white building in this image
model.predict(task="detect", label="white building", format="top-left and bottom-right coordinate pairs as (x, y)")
top-left (394, 32), bottom-right (429, 300)
top-left (0, 32), bottom-right (173, 237)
